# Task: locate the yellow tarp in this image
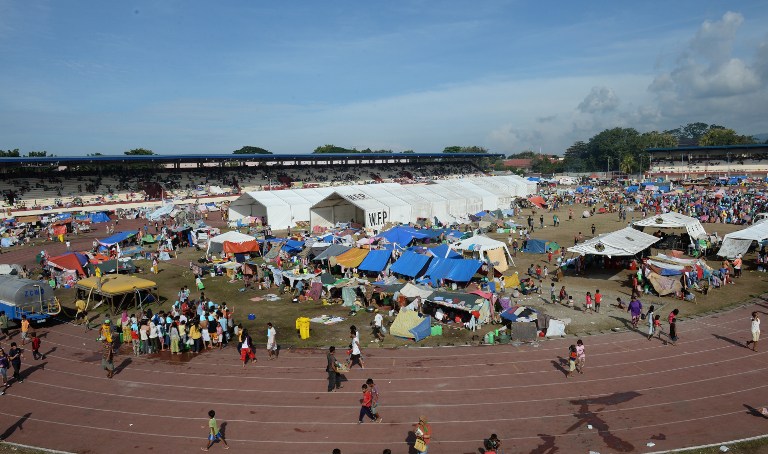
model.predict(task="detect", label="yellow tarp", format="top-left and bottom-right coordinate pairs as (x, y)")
top-left (76, 275), bottom-right (157, 296)
top-left (503, 273), bottom-right (520, 288)
top-left (389, 310), bottom-right (423, 339)
top-left (335, 248), bottom-right (369, 268)
top-left (486, 247), bottom-right (508, 272)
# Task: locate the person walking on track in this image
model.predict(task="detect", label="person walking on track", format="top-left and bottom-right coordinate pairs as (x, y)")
top-left (367, 378), bottom-right (382, 421)
top-left (575, 339), bottom-right (585, 374)
top-left (668, 309), bottom-right (680, 345)
top-left (326, 346), bottom-right (342, 392)
top-left (8, 342), bottom-right (23, 385)
top-left (358, 383), bottom-right (381, 423)
top-left (746, 311), bottom-right (760, 352)
top-left (202, 409), bottom-right (229, 451)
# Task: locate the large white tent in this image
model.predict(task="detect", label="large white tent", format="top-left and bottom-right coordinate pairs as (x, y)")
top-left (228, 187), bottom-right (334, 230)
top-left (232, 176), bottom-right (538, 231)
top-left (717, 221), bottom-right (768, 258)
top-left (207, 231), bottom-right (257, 255)
top-left (633, 212), bottom-right (708, 240)
top-left (568, 227), bottom-right (661, 256)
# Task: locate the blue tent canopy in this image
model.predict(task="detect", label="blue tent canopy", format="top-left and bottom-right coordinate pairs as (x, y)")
top-left (98, 231), bottom-right (137, 246)
top-left (424, 257), bottom-right (482, 285)
top-left (523, 239), bottom-right (548, 254)
top-left (428, 244), bottom-right (461, 259)
top-left (358, 250), bottom-right (391, 273)
top-left (57, 213), bottom-right (72, 220)
top-left (377, 226), bottom-right (430, 246)
top-left (390, 251), bottom-right (432, 277)
top-left (88, 212), bottom-right (110, 223)
top-left (626, 185), bottom-right (639, 193)
top-left (282, 239), bottom-right (305, 253)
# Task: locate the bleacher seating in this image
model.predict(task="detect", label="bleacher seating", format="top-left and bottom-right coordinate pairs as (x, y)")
top-left (1, 161), bottom-right (485, 211)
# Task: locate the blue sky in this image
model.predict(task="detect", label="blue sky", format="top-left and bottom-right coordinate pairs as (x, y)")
top-left (1, 1), bottom-right (767, 155)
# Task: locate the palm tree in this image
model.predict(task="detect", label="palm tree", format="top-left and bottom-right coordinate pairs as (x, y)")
top-left (620, 154), bottom-right (636, 174)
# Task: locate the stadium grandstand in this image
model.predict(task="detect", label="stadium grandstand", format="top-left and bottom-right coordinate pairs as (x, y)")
top-left (647, 144), bottom-right (768, 180)
top-left (0, 152), bottom-right (497, 216)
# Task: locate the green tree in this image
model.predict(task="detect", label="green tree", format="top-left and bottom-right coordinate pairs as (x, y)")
top-left (26, 151), bottom-right (48, 157)
top-left (402, 150), bottom-right (415, 154)
top-left (563, 141), bottom-right (588, 172)
top-left (507, 150), bottom-right (537, 159)
top-left (233, 146), bottom-right (271, 155)
top-left (699, 128), bottom-right (756, 146)
top-left (124, 148), bottom-right (155, 155)
top-left (442, 146), bottom-right (488, 153)
top-left (0, 149), bottom-right (20, 157)
top-left (619, 154), bottom-right (636, 174)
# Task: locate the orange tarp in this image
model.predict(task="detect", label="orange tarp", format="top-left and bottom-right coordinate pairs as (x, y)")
top-left (528, 195), bottom-right (547, 208)
top-left (335, 248), bottom-right (369, 268)
top-left (223, 240), bottom-right (260, 254)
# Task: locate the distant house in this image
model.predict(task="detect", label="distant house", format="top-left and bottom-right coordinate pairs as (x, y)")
top-left (502, 159), bottom-right (533, 170)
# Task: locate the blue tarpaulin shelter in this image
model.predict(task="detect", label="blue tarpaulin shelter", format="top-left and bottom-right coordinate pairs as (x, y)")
top-left (390, 251), bottom-right (432, 277)
top-left (423, 257), bottom-right (482, 285)
top-left (626, 185), bottom-right (639, 193)
top-left (358, 250), bottom-right (391, 272)
top-left (523, 239), bottom-right (559, 254)
top-left (88, 212), bottom-right (110, 223)
top-left (428, 244), bottom-right (461, 259)
top-left (377, 226), bottom-right (430, 246)
top-left (410, 316), bottom-right (432, 342)
top-left (98, 231), bottom-right (137, 246)
top-left (282, 239), bottom-right (305, 253)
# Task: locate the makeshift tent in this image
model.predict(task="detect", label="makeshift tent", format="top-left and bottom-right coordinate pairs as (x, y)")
top-left (335, 248), bottom-right (370, 268)
top-left (207, 231), bottom-right (257, 255)
top-left (147, 204), bottom-right (175, 221)
top-left (223, 240), bottom-right (260, 254)
top-left (75, 275), bottom-right (158, 312)
top-left (528, 195), bottom-right (547, 208)
top-left (389, 251), bottom-right (432, 277)
top-left (281, 239), bottom-right (305, 253)
top-left (313, 244), bottom-right (352, 262)
top-left (87, 212), bottom-right (111, 223)
top-left (398, 282), bottom-right (434, 299)
top-left (428, 244), bottom-right (461, 259)
top-left (376, 225), bottom-right (430, 246)
top-left (423, 257), bottom-right (483, 285)
top-left (98, 231), bottom-right (138, 247)
top-left (568, 227), bottom-right (660, 256)
top-left (358, 250), bottom-right (391, 273)
top-left (388, 310), bottom-right (431, 342)
top-left (522, 239), bottom-right (560, 254)
top-left (633, 212), bottom-right (708, 240)
top-left (718, 221), bottom-right (768, 258)
top-left (47, 252), bottom-right (88, 277)
top-left (452, 235), bottom-right (514, 271)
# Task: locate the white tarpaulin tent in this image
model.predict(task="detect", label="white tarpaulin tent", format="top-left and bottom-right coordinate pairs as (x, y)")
top-left (207, 231), bottom-right (257, 255)
top-left (309, 184), bottom-right (410, 230)
top-left (228, 187), bottom-right (334, 230)
top-left (452, 235), bottom-right (515, 270)
top-left (633, 212), bottom-right (708, 240)
top-left (717, 221), bottom-right (768, 258)
top-left (568, 226), bottom-right (661, 256)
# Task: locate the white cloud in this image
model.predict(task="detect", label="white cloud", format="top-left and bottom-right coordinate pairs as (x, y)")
top-left (577, 86), bottom-right (620, 113)
top-left (650, 11), bottom-right (767, 113)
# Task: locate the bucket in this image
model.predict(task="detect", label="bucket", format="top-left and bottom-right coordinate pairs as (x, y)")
top-left (247, 314), bottom-right (256, 321)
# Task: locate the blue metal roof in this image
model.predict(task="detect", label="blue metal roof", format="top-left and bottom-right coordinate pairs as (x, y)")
top-left (0, 152), bottom-right (501, 166)
top-left (646, 144), bottom-right (768, 153)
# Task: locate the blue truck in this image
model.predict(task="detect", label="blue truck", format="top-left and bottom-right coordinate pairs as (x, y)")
top-left (0, 275), bottom-right (60, 324)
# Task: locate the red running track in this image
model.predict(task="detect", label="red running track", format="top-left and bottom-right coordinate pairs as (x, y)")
top-left (2, 300), bottom-right (768, 454)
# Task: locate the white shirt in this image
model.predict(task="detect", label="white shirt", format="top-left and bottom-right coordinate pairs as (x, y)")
top-left (374, 313), bottom-right (383, 328)
top-left (351, 336), bottom-right (361, 355)
top-left (267, 327), bottom-right (276, 344)
top-left (752, 318), bottom-right (760, 333)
